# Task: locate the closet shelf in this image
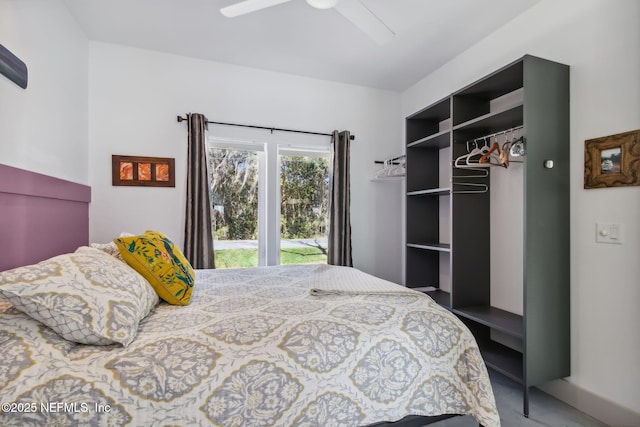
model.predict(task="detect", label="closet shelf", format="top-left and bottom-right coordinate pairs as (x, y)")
top-left (407, 187), bottom-right (450, 196)
top-left (370, 175), bottom-right (405, 182)
top-left (407, 242), bottom-right (451, 252)
top-left (453, 104), bottom-right (523, 136)
top-left (407, 130), bottom-right (450, 149)
top-left (456, 60), bottom-right (523, 100)
top-left (425, 289), bottom-right (451, 309)
top-left (475, 336), bottom-right (524, 383)
top-left (453, 305), bottom-right (523, 338)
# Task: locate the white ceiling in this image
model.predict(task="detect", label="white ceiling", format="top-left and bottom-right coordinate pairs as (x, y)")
top-left (63, 0), bottom-right (541, 91)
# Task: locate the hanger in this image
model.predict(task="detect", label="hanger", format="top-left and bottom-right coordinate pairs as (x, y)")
top-left (478, 139), bottom-right (500, 163)
top-left (468, 138), bottom-right (491, 164)
top-left (454, 141), bottom-right (474, 168)
top-left (478, 136), bottom-right (506, 167)
top-left (509, 136), bottom-right (525, 157)
top-left (373, 155), bottom-right (406, 179)
top-left (454, 138), bottom-right (492, 168)
top-left (452, 181), bottom-right (488, 194)
top-left (501, 131), bottom-right (513, 167)
top-left (455, 126), bottom-right (524, 174)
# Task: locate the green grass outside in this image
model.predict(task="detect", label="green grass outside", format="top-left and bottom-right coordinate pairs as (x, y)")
top-left (214, 247), bottom-right (327, 269)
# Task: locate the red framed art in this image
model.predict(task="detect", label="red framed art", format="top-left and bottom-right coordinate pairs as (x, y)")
top-left (112, 155), bottom-right (175, 187)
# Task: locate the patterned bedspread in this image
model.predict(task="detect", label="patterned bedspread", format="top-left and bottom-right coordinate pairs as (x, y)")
top-left (0, 265), bottom-right (499, 426)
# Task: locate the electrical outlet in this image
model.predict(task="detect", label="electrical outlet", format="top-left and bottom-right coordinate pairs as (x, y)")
top-left (596, 223), bottom-right (623, 244)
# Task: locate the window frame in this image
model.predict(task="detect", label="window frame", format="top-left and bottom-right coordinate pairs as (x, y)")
top-left (208, 131), bottom-right (331, 267)
top-left (276, 146), bottom-right (331, 265)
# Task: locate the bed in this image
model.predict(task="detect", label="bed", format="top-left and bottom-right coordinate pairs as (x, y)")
top-left (0, 165), bottom-right (500, 427)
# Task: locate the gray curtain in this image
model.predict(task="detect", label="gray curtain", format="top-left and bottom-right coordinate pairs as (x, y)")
top-left (184, 113), bottom-right (215, 269)
top-left (327, 130), bottom-right (353, 267)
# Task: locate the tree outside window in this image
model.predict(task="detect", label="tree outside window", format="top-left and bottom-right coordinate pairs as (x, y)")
top-left (208, 147), bottom-right (329, 268)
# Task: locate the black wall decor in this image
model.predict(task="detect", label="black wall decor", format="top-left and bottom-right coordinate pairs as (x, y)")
top-left (0, 43), bottom-right (28, 89)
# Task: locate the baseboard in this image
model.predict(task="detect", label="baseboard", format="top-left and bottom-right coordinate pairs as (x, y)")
top-left (538, 379), bottom-right (640, 427)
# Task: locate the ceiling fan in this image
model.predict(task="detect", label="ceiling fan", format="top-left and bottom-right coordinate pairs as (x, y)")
top-left (220, 0), bottom-right (395, 45)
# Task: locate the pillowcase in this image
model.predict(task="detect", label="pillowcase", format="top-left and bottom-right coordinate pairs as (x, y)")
top-left (114, 230), bottom-right (195, 305)
top-left (90, 241), bottom-right (125, 262)
top-left (0, 247), bottom-right (159, 346)
top-left (90, 232), bottom-right (134, 262)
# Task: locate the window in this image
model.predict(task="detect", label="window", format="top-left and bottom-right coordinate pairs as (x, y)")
top-left (208, 143), bottom-right (264, 268)
top-left (208, 135), bottom-right (330, 269)
top-left (279, 149), bottom-right (330, 265)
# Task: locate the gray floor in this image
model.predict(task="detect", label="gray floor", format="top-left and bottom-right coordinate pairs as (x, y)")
top-left (434, 370), bottom-right (609, 427)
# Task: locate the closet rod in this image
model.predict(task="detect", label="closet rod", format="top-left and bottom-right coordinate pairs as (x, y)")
top-left (374, 154), bottom-right (405, 165)
top-left (464, 125), bottom-right (523, 144)
top-left (177, 115), bottom-right (355, 141)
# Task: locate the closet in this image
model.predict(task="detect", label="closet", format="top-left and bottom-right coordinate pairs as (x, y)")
top-left (405, 55), bottom-right (570, 416)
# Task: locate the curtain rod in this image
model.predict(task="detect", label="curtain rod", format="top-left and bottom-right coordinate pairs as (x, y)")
top-left (177, 115), bottom-right (355, 141)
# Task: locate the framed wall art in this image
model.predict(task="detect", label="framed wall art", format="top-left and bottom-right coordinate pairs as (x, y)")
top-left (584, 129), bottom-right (640, 189)
top-left (112, 155), bottom-right (175, 187)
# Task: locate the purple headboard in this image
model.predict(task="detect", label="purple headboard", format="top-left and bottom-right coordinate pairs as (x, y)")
top-left (0, 164), bottom-right (91, 271)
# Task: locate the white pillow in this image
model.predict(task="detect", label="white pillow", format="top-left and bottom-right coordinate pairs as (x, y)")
top-left (90, 232), bottom-right (134, 262)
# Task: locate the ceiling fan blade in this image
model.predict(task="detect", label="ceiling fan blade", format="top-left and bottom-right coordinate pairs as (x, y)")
top-left (334, 0), bottom-right (395, 45)
top-left (221, 0), bottom-right (294, 17)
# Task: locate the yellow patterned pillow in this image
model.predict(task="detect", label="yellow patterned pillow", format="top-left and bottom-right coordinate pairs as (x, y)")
top-left (114, 231), bottom-right (195, 305)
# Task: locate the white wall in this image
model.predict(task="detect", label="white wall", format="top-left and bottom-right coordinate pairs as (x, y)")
top-left (0, 0), bottom-right (88, 184)
top-left (401, 0), bottom-right (640, 422)
top-left (88, 42), bottom-right (403, 281)
top-left (8, 1), bottom-right (637, 420)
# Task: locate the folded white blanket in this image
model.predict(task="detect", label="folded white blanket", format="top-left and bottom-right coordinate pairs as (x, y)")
top-left (309, 264), bottom-right (423, 296)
